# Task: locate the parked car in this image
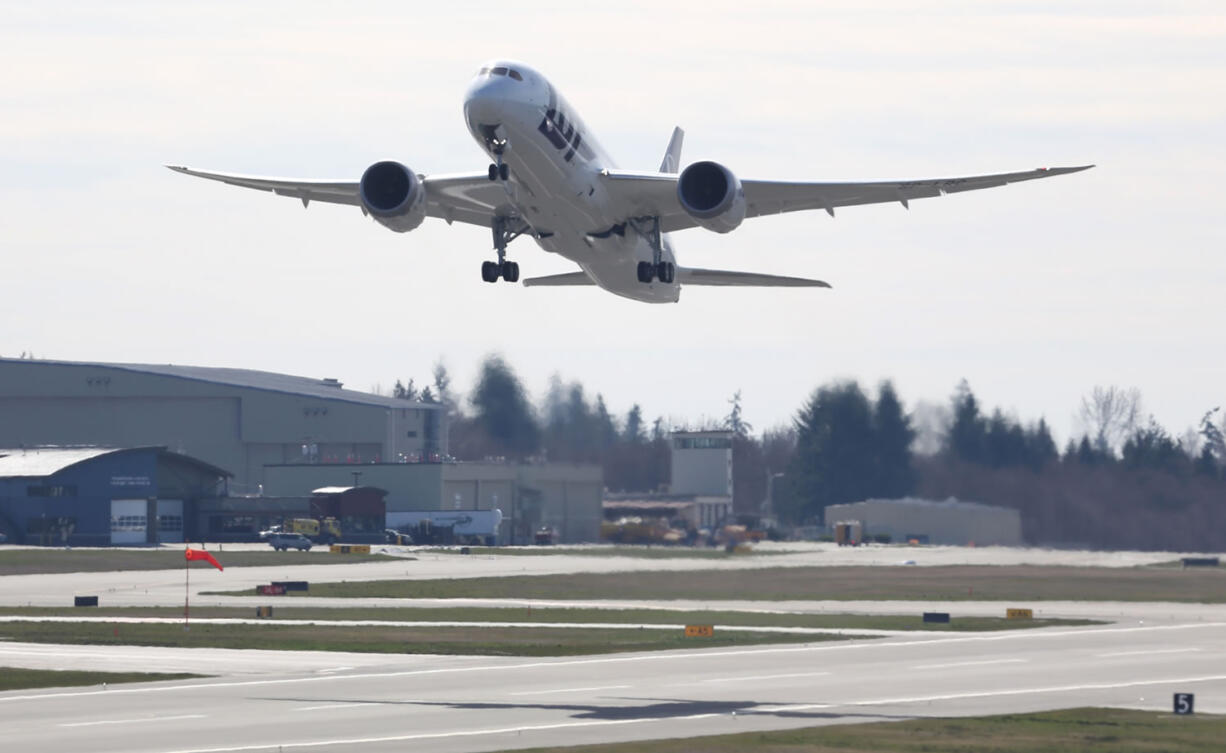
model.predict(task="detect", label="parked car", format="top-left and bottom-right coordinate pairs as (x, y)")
top-left (384, 529), bottom-right (414, 546)
top-left (267, 532), bottom-right (312, 551)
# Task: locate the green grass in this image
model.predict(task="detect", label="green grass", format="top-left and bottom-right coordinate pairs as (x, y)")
top-left (0, 605), bottom-right (1095, 632)
top-left (0, 666), bottom-right (202, 692)
top-left (499, 708), bottom-right (1226, 753)
top-left (0, 620), bottom-right (851, 656)
top-left (207, 564), bottom-right (1226, 603)
top-left (0, 549), bottom-right (397, 575)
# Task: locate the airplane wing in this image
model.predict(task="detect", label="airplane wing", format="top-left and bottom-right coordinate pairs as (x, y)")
top-left (165, 165), bottom-right (509, 229)
top-left (521, 268), bottom-right (828, 288)
top-left (678, 268), bottom-right (830, 287)
top-left (601, 165), bottom-right (1093, 233)
top-left (521, 271), bottom-right (595, 286)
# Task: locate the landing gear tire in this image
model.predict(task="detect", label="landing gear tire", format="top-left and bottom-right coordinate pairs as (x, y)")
top-left (488, 164), bottom-right (498, 181)
top-left (499, 163), bottom-right (509, 181)
top-left (656, 262), bottom-right (675, 284)
top-left (637, 261), bottom-right (654, 283)
top-left (481, 260), bottom-right (519, 283)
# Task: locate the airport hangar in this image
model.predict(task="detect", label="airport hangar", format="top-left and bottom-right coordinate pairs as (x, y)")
top-left (0, 357), bottom-right (602, 544)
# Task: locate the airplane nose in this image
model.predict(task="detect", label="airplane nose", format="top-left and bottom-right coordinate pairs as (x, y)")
top-left (463, 75), bottom-right (511, 126)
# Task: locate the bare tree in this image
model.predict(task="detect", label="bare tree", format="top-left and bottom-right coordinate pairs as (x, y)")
top-left (1077, 385), bottom-right (1143, 457)
top-left (910, 399), bottom-right (950, 456)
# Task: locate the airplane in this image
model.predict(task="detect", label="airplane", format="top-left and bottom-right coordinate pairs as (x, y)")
top-left (168, 60), bottom-right (1092, 304)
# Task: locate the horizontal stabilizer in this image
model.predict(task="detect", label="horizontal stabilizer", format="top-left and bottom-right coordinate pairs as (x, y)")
top-left (678, 267), bottom-right (831, 288)
top-left (522, 271), bottom-right (595, 287)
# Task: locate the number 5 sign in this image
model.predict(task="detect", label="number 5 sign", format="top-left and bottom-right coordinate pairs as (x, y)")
top-left (1174, 693), bottom-right (1195, 715)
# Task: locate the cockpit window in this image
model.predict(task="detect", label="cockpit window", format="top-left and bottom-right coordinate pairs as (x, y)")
top-left (508, 69), bottom-right (523, 81)
top-left (491, 66), bottom-right (508, 76)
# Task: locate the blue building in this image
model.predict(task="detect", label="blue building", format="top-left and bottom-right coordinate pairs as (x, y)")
top-left (0, 446), bottom-right (231, 546)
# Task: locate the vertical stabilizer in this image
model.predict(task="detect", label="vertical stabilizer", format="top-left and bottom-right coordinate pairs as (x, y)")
top-left (659, 127), bottom-right (684, 173)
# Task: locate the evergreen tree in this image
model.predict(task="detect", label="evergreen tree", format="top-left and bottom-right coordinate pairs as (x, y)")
top-left (946, 379), bottom-right (986, 463)
top-left (1121, 419), bottom-right (1185, 475)
top-left (469, 355), bottom-right (540, 459)
top-left (1025, 418), bottom-right (1059, 470)
top-left (1194, 445), bottom-right (1220, 478)
top-left (1076, 435), bottom-right (1100, 465)
top-left (872, 381), bottom-right (915, 498)
top-left (623, 404), bottom-right (646, 444)
top-left (724, 390), bottom-right (753, 437)
top-left (784, 381), bottom-right (877, 524)
top-left (393, 378), bottom-right (418, 401)
top-left (594, 394), bottom-right (618, 454)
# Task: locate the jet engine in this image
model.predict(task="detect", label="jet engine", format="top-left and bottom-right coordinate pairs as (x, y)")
top-left (676, 160), bottom-right (746, 233)
top-left (359, 161), bottom-right (426, 232)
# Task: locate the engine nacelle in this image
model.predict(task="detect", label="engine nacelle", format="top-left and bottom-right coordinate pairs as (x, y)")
top-left (676, 160), bottom-right (746, 233)
top-left (360, 160), bottom-right (426, 233)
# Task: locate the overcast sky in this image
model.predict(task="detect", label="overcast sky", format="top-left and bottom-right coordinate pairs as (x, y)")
top-left (2, 1), bottom-right (1223, 445)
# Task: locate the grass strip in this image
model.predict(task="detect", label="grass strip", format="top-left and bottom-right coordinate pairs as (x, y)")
top-left (496, 707), bottom-right (1226, 753)
top-left (0, 606), bottom-right (1094, 632)
top-left (0, 620), bottom-right (848, 656)
top-left (0, 666), bottom-right (201, 692)
top-left (0, 549), bottom-right (397, 575)
top-left (211, 564), bottom-right (1226, 602)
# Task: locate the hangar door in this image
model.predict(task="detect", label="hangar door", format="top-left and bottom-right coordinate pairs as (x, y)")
top-left (110, 499), bottom-right (147, 545)
top-left (157, 499), bottom-right (184, 543)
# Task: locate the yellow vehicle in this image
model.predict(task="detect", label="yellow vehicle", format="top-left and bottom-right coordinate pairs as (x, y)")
top-left (285, 517), bottom-right (342, 544)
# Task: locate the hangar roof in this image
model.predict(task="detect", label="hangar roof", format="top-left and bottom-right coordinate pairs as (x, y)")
top-left (0, 357), bottom-right (438, 410)
top-left (0, 446), bottom-right (233, 479)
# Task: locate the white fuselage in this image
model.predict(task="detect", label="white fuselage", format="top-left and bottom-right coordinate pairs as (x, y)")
top-left (463, 61), bottom-right (679, 303)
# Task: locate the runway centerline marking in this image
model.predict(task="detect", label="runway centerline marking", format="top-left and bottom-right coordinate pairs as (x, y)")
top-left (292, 703), bottom-right (370, 712)
top-left (704, 671), bottom-right (832, 683)
top-left (510, 684), bottom-right (631, 696)
top-left (1097, 648), bottom-right (1201, 658)
top-left (913, 658), bottom-right (1028, 670)
top-left (59, 714), bottom-right (206, 728)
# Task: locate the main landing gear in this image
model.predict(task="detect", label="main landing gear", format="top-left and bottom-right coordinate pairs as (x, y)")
top-left (636, 260), bottom-right (674, 284)
top-left (482, 216), bottom-right (522, 283)
top-left (631, 216), bottom-right (675, 284)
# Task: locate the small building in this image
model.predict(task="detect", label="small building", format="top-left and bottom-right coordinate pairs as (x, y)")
top-left (259, 461), bottom-right (602, 544)
top-left (0, 446), bottom-right (231, 546)
top-left (192, 485), bottom-right (388, 543)
top-left (823, 497), bottom-right (1023, 546)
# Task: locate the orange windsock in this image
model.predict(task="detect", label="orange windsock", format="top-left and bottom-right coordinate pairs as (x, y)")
top-left (185, 548), bottom-right (223, 571)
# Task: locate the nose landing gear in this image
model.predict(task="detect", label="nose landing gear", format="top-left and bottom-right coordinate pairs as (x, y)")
top-left (487, 162), bottom-right (510, 182)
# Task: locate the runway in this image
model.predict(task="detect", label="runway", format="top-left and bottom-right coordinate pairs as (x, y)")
top-left (2, 620), bottom-right (1224, 753)
top-left (2, 546), bottom-right (1223, 750)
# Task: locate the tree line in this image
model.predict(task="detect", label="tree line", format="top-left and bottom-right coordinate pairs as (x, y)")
top-left (388, 356), bottom-right (1226, 550)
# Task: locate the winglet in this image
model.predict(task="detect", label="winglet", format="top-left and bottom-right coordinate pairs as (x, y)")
top-left (659, 127), bottom-right (684, 173)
